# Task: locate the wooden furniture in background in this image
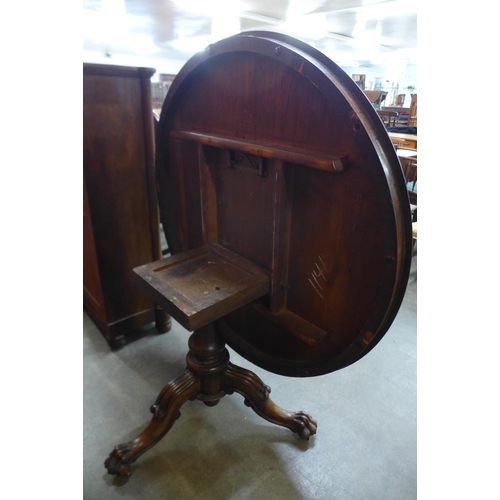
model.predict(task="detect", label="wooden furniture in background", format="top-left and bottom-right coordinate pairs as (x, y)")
top-left (382, 106), bottom-right (410, 114)
top-left (104, 32), bottom-right (413, 476)
top-left (382, 105), bottom-right (410, 125)
top-left (391, 137), bottom-right (407, 149)
top-left (408, 94), bottom-right (417, 126)
top-left (151, 74), bottom-right (176, 114)
top-left (389, 132), bottom-right (417, 149)
top-left (377, 110), bottom-right (399, 126)
top-left (364, 90), bottom-right (387, 107)
top-left (403, 158), bottom-right (418, 207)
top-left (352, 73), bottom-right (366, 90)
top-left (393, 147), bottom-right (417, 221)
top-left (403, 158), bottom-right (418, 187)
top-left (83, 63), bottom-right (171, 348)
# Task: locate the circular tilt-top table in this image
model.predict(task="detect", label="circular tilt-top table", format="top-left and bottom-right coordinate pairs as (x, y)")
top-left (105, 31), bottom-right (413, 476)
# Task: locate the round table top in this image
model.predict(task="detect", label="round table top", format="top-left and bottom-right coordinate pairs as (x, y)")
top-left (156, 31), bottom-right (413, 377)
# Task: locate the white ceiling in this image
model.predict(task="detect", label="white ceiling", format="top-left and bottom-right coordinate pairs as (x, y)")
top-left (83, 0), bottom-right (417, 71)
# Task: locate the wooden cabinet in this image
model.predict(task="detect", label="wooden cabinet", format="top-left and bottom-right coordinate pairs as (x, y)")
top-left (83, 63), bottom-right (170, 347)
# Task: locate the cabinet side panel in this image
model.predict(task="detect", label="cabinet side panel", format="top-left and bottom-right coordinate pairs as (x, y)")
top-left (83, 171), bottom-right (106, 316)
top-left (83, 72), bottom-right (155, 324)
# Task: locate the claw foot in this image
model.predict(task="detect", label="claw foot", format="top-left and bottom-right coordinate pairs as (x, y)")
top-left (104, 444), bottom-right (136, 476)
top-left (293, 411), bottom-right (318, 440)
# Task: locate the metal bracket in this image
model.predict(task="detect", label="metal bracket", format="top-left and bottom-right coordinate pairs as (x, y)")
top-left (229, 151), bottom-right (266, 177)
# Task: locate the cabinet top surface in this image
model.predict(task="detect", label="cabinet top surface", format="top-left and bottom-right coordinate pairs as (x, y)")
top-left (83, 62), bottom-right (155, 78)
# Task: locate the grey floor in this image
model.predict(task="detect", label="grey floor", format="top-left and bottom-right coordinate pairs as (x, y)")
top-left (83, 258), bottom-right (417, 500)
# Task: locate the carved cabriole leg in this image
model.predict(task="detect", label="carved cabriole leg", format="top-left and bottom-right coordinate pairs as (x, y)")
top-left (104, 369), bottom-right (200, 476)
top-left (104, 323), bottom-right (229, 476)
top-left (222, 362), bottom-right (318, 440)
top-left (105, 323), bottom-right (317, 476)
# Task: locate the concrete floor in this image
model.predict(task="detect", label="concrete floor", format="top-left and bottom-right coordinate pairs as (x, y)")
top-left (83, 263), bottom-right (417, 500)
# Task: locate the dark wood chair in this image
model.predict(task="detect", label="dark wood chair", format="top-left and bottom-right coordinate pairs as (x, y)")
top-left (377, 110), bottom-right (399, 127)
top-left (398, 111), bottom-right (409, 124)
top-left (408, 94), bottom-right (417, 126)
top-left (403, 159), bottom-right (417, 189)
top-left (402, 158), bottom-right (417, 219)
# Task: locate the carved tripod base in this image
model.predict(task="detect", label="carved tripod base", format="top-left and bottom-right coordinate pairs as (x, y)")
top-left (104, 323), bottom-right (317, 476)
